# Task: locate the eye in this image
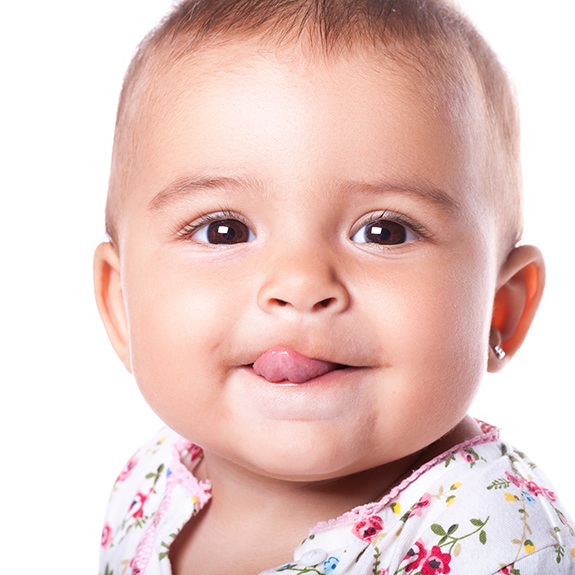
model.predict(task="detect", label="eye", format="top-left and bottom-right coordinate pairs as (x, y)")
top-left (351, 218), bottom-right (418, 245)
top-left (191, 218), bottom-right (255, 244)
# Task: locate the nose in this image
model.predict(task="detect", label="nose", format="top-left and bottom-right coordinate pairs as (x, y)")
top-left (257, 249), bottom-right (350, 315)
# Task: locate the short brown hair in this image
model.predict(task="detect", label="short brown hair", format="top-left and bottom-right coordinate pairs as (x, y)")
top-left (106, 0), bottom-right (521, 249)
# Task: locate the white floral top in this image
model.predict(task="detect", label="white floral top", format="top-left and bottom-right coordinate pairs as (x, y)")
top-left (99, 422), bottom-right (575, 575)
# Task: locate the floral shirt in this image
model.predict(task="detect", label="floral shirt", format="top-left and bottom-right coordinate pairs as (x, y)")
top-left (99, 422), bottom-right (575, 575)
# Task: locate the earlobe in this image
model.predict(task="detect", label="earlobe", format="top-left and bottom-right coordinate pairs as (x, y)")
top-left (93, 242), bottom-right (132, 372)
top-left (488, 245), bottom-right (545, 372)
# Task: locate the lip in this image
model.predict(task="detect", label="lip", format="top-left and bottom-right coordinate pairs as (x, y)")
top-left (245, 362), bottom-right (356, 385)
top-left (247, 345), bottom-right (361, 384)
top-left (242, 345), bottom-right (362, 369)
top-left (251, 346), bottom-right (346, 384)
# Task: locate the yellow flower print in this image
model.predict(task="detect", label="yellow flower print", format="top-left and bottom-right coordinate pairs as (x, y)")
top-left (524, 540), bottom-right (536, 554)
top-left (505, 492), bottom-right (520, 502)
top-left (390, 502), bottom-right (401, 514)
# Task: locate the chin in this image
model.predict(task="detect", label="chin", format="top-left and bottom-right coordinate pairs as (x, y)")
top-left (233, 429), bottom-right (375, 482)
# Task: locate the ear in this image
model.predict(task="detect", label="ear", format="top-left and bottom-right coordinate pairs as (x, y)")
top-left (93, 242), bottom-right (132, 372)
top-left (488, 245), bottom-right (545, 372)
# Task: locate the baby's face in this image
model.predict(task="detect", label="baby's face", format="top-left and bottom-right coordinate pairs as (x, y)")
top-left (111, 42), bottom-right (500, 480)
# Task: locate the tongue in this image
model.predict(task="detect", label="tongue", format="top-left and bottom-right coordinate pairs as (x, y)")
top-left (253, 347), bottom-right (340, 383)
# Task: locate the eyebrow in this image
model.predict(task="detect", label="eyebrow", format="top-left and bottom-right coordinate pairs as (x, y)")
top-left (148, 175), bottom-right (263, 212)
top-left (341, 179), bottom-right (462, 214)
top-left (148, 174), bottom-right (461, 214)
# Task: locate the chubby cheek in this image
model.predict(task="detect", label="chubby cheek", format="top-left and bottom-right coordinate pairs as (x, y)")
top-left (123, 254), bottom-right (244, 437)
top-left (365, 255), bottom-right (493, 454)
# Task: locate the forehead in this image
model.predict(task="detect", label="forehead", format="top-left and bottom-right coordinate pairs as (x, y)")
top-left (116, 40), bottom-right (489, 231)
top-left (142, 39), bottom-right (480, 128)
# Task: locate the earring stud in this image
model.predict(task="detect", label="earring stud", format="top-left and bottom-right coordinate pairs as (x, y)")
top-left (493, 345), bottom-right (506, 360)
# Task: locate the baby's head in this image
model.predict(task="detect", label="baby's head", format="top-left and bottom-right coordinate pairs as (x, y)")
top-left (95, 0), bottom-right (543, 481)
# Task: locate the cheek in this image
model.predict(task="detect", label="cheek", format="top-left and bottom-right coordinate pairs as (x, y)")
top-left (410, 264), bottom-right (491, 374)
top-left (122, 257), bottom-right (244, 426)
top-left (363, 253), bottom-right (491, 348)
top-left (364, 255), bottom-right (493, 432)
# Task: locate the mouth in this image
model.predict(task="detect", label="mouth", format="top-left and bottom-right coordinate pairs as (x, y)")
top-left (249, 346), bottom-right (350, 384)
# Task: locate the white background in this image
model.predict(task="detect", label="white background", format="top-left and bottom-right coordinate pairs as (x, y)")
top-left (1, 1), bottom-right (573, 571)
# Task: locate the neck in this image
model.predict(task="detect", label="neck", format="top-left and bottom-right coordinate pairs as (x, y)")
top-left (199, 449), bottom-right (421, 534)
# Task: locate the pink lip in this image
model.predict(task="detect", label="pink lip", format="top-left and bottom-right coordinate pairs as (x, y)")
top-left (252, 346), bottom-right (344, 384)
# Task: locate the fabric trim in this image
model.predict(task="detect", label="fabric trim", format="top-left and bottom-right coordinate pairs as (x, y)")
top-left (310, 420), bottom-right (499, 534)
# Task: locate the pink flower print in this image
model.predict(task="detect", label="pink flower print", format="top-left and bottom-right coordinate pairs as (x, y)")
top-left (498, 566), bottom-right (514, 574)
top-left (176, 439), bottom-right (203, 463)
top-left (117, 455), bottom-right (138, 482)
top-left (189, 444), bottom-right (203, 462)
top-left (129, 491), bottom-right (148, 519)
top-left (507, 471), bottom-right (522, 488)
top-left (525, 480), bottom-right (556, 502)
top-left (420, 546), bottom-right (452, 575)
top-left (505, 471), bottom-right (523, 489)
top-left (404, 539), bottom-right (427, 572)
top-left (130, 557), bottom-right (142, 575)
top-left (460, 450), bottom-right (475, 463)
top-left (409, 493), bottom-right (431, 518)
top-left (504, 472), bottom-right (556, 503)
top-left (543, 488), bottom-right (557, 502)
top-left (526, 481), bottom-right (542, 496)
top-left (101, 523), bottom-right (112, 548)
top-left (352, 514), bottom-right (384, 541)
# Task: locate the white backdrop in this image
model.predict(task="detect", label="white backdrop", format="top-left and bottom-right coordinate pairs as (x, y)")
top-left (1, 1), bottom-right (573, 571)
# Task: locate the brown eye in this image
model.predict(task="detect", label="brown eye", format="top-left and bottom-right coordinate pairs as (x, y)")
top-left (352, 219), bottom-right (416, 245)
top-left (203, 219), bottom-right (253, 244)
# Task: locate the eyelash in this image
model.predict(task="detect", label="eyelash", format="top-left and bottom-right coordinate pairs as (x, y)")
top-left (176, 209), bottom-right (249, 240)
top-left (354, 211), bottom-right (431, 240)
top-left (175, 209), bottom-right (431, 245)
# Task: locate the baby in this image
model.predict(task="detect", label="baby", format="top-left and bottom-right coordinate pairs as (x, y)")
top-left (94, 0), bottom-right (575, 573)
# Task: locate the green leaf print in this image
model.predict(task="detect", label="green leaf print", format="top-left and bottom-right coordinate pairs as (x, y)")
top-left (431, 524), bottom-right (446, 536)
top-left (371, 546), bottom-right (382, 575)
top-left (145, 463), bottom-right (165, 484)
top-left (430, 517), bottom-right (490, 554)
top-left (277, 565), bottom-right (324, 575)
top-left (487, 478), bottom-right (510, 491)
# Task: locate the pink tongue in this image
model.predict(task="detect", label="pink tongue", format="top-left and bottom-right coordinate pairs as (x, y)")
top-left (253, 347), bottom-right (340, 383)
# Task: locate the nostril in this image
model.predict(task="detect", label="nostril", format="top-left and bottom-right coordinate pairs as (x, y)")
top-left (261, 291), bottom-right (348, 313)
top-left (317, 297), bottom-right (334, 309)
top-left (271, 297), bottom-right (333, 309)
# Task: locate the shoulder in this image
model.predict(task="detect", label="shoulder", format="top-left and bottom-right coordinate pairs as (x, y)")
top-left (99, 427), bottom-right (209, 575)
top-left (293, 434), bottom-right (575, 575)
top-left (102, 427), bottom-right (187, 524)
top-left (384, 438), bottom-right (575, 574)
